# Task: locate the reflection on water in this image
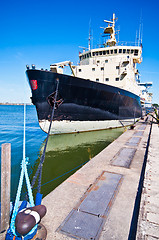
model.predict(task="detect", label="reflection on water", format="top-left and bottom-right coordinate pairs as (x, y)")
top-left (31, 128), bottom-right (124, 198)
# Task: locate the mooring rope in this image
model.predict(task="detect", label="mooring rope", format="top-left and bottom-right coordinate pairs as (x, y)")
top-left (31, 79), bottom-right (59, 194)
top-left (33, 159), bottom-right (89, 190)
top-left (7, 104), bottom-right (37, 239)
top-left (6, 81), bottom-right (59, 239)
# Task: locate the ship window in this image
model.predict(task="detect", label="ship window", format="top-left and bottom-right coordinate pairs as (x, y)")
top-left (79, 56), bottom-right (82, 61)
top-left (134, 49), bottom-right (138, 56)
top-left (110, 50), bottom-right (113, 54)
top-left (106, 50), bottom-right (109, 54)
top-left (92, 68), bottom-right (95, 71)
top-left (79, 69), bottom-right (82, 72)
top-left (116, 66), bottom-right (119, 69)
top-left (101, 67), bottom-right (104, 71)
top-left (99, 51), bottom-right (102, 55)
top-left (127, 49), bottom-right (130, 54)
top-left (89, 52), bottom-right (91, 57)
top-left (92, 52), bottom-right (95, 56)
top-left (123, 49), bottom-right (126, 54)
top-left (87, 53), bottom-right (89, 58)
top-left (114, 49), bottom-right (117, 54)
top-left (97, 60), bottom-right (100, 63)
top-left (115, 78), bottom-right (119, 81)
top-left (105, 78), bottom-right (109, 81)
top-left (96, 78), bottom-right (99, 82)
top-left (120, 75), bottom-right (124, 80)
top-left (119, 49), bottom-right (122, 53)
top-left (131, 49), bottom-right (134, 54)
top-left (103, 51), bottom-right (106, 55)
top-left (96, 52), bottom-right (99, 56)
top-left (105, 60), bottom-right (108, 63)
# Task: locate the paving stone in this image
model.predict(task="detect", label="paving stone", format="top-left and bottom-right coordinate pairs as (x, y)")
top-left (57, 171), bottom-right (123, 240)
top-left (146, 222), bottom-right (159, 238)
top-left (146, 235), bottom-right (159, 240)
top-left (134, 131), bottom-right (144, 136)
top-left (145, 205), bottom-right (159, 215)
top-left (137, 124), bottom-right (159, 239)
top-left (111, 147), bottom-right (136, 168)
top-left (138, 125), bottom-right (146, 130)
top-left (147, 212), bottom-right (159, 225)
top-left (126, 137), bottom-right (141, 146)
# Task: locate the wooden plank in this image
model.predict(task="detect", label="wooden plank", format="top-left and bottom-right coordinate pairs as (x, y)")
top-left (1, 143), bottom-right (11, 233)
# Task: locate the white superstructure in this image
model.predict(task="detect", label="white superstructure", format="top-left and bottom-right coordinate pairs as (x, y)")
top-left (50, 14), bottom-right (142, 96)
top-left (138, 82), bottom-right (153, 108)
top-left (73, 14), bottom-right (142, 96)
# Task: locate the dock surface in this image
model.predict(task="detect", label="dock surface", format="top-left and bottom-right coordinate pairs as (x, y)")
top-left (137, 122), bottom-right (159, 239)
top-left (41, 117), bottom-right (156, 239)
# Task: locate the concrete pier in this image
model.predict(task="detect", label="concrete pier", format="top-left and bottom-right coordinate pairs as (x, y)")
top-left (41, 117), bottom-right (155, 239)
top-left (137, 122), bottom-right (159, 239)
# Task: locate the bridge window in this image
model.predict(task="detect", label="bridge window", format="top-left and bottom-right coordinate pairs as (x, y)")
top-left (114, 49), bottom-right (117, 54)
top-left (134, 49), bottom-right (138, 56)
top-left (123, 49), bottom-right (126, 54)
top-left (105, 78), bottom-right (109, 81)
top-left (106, 50), bottom-right (109, 54)
top-left (103, 51), bottom-right (106, 55)
top-left (92, 52), bottom-right (95, 56)
top-left (99, 51), bottom-right (102, 55)
top-left (119, 49), bottom-right (122, 53)
top-left (111, 50), bottom-right (113, 54)
top-left (131, 49), bottom-right (134, 54)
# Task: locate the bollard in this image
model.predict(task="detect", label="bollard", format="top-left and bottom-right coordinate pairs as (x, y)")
top-left (0, 143), bottom-right (11, 233)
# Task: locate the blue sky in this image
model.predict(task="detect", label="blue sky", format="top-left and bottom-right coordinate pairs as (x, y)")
top-left (0, 0), bottom-right (159, 104)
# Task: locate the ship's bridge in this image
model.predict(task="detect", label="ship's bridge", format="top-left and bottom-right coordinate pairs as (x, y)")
top-left (79, 45), bottom-right (142, 65)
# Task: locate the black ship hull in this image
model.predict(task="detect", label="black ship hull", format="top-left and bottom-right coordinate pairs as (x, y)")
top-left (26, 69), bottom-right (142, 134)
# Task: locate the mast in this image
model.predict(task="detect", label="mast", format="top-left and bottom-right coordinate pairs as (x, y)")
top-left (88, 19), bottom-right (92, 50)
top-left (88, 28), bottom-right (91, 50)
top-left (104, 13), bottom-right (117, 47)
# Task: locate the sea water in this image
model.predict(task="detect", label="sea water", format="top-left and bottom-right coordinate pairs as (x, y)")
top-left (0, 105), bottom-right (46, 201)
top-left (0, 105), bottom-right (124, 201)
